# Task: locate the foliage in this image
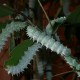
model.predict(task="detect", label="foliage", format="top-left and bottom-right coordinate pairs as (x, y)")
top-left (66, 6), bottom-right (80, 24)
top-left (0, 0), bottom-right (80, 79)
top-left (5, 39), bottom-right (33, 66)
top-left (0, 5), bottom-right (13, 18)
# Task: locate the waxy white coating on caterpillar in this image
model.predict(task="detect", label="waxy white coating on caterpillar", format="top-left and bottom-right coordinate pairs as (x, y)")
top-left (27, 26), bottom-right (70, 56)
top-left (37, 61), bottom-right (44, 76)
top-left (46, 17), bottom-right (66, 35)
top-left (45, 17), bottom-right (66, 42)
top-left (0, 21), bottom-right (26, 52)
top-left (27, 26), bottom-right (80, 77)
top-left (5, 43), bottom-right (42, 75)
top-left (46, 64), bottom-right (52, 80)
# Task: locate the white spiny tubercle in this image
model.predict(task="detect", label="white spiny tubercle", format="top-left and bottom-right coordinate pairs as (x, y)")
top-left (27, 26), bottom-right (80, 77)
top-left (0, 21), bottom-right (26, 52)
top-left (55, 16), bottom-right (66, 22)
top-left (27, 26), bottom-right (70, 56)
top-left (5, 43), bottom-right (42, 75)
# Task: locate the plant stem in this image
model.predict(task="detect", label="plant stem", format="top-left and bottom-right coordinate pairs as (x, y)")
top-left (54, 6), bottom-right (62, 18)
top-left (38, 0), bottom-right (52, 27)
top-left (52, 70), bottom-right (74, 77)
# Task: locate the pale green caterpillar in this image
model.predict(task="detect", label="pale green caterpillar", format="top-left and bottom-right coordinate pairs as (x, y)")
top-left (0, 21), bottom-right (26, 52)
top-left (5, 43), bottom-right (42, 75)
top-left (27, 26), bottom-right (80, 77)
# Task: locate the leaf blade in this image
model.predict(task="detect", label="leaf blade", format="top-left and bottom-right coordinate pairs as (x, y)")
top-left (5, 39), bottom-right (33, 67)
top-left (66, 6), bottom-right (80, 24)
top-left (0, 5), bottom-right (13, 17)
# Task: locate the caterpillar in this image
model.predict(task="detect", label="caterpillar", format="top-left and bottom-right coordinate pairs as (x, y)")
top-left (0, 21), bottom-right (26, 52)
top-left (29, 0), bottom-right (35, 9)
top-left (15, 14), bottom-right (24, 20)
top-left (46, 16), bottom-right (66, 35)
top-left (27, 26), bottom-right (80, 77)
top-left (46, 64), bottom-right (52, 80)
top-left (36, 54), bottom-right (46, 76)
top-left (5, 43), bottom-right (42, 75)
top-left (37, 61), bottom-right (44, 76)
top-left (45, 17), bottom-right (66, 41)
top-left (27, 26), bottom-right (70, 56)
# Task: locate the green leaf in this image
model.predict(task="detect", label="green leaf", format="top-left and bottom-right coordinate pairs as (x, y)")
top-left (0, 23), bottom-right (6, 29)
top-left (0, 20), bottom-right (11, 30)
top-left (0, 5), bottom-right (13, 17)
top-left (66, 6), bottom-right (80, 24)
top-left (4, 39), bottom-right (33, 67)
